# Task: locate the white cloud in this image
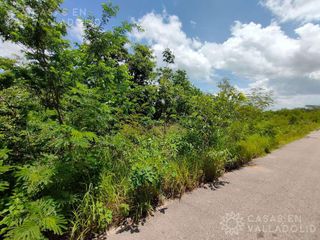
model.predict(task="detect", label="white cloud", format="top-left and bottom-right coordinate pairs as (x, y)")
top-left (203, 22), bottom-right (320, 96)
top-left (263, 0), bottom-right (320, 22)
top-left (276, 94), bottom-right (320, 109)
top-left (131, 12), bottom-right (212, 82)
top-left (132, 12), bottom-right (320, 108)
top-left (68, 19), bottom-right (85, 42)
top-left (0, 39), bottom-right (24, 59)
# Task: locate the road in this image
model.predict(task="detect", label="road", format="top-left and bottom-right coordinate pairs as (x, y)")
top-left (106, 131), bottom-right (320, 240)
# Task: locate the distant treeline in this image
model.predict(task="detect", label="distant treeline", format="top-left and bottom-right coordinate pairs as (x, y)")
top-left (306, 105), bottom-right (320, 109)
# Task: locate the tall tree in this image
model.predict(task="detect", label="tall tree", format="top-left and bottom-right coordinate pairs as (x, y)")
top-left (128, 44), bottom-right (155, 85)
top-left (0, 0), bottom-right (70, 124)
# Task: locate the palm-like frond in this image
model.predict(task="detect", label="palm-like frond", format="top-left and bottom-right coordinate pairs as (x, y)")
top-left (16, 164), bottom-right (54, 195)
top-left (1, 198), bottom-right (67, 240)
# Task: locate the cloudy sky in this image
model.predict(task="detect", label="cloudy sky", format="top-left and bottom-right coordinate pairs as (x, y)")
top-left (2, 0), bottom-right (320, 108)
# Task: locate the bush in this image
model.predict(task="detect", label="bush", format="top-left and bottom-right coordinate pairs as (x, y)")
top-left (238, 134), bottom-right (272, 162)
top-left (0, 197), bottom-right (67, 240)
top-left (202, 150), bottom-right (227, 182)
top-left (129, 163), bottom-right (162, 220)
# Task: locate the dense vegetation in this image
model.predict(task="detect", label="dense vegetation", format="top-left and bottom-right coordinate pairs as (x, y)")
top-left (0, 1), bottom-right (320, 239)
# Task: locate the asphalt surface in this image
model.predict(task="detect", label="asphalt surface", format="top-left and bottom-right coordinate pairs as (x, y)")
top-left (106, 131), bottom-right (320, 240)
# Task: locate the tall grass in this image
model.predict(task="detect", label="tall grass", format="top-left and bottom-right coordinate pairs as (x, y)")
top-left (68, 110), bottom-right (320, 239)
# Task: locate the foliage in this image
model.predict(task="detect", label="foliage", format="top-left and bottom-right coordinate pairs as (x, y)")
top-left (0, 197), bottom-right (66, 240)
top-left (70, 185), bottom-right (113, 240)
top-left (0, 1), bottom-right (319, 239)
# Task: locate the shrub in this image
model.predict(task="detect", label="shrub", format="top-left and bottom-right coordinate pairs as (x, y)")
top-left (238, 134), bottom-right (272, 162)
top-left (129, 163), bottom-right (162, 220)
top-left (161, 161), bottom-right (188, 198)
top-left (0, 197), bottom-right (67, 240)
top-left (202, 150), bottom-right (227, 182)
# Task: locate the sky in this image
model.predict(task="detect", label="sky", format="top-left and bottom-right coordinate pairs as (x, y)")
top-left (2, 0), bottom-right (320, 108)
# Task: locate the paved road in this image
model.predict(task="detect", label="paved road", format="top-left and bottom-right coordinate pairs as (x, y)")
top-left (107, 131), bottom-right (320, 240)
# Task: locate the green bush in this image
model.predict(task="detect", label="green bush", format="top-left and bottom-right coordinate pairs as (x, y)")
top-left (129, 163), bottom-right (162, 220)
top-left (202, 150), bottom-right (227, 182)
top-left (0, 197), bottom-right (67, 240)
top-left (238, 134), bottom-right (272, 162)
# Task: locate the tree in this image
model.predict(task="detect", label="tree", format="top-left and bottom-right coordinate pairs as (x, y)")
top-left (0, 0), bottom-right (71, 124)
top-left (162, 48), bottom-right (175, 65)
top-left (128, 44), bottom-right (155, 85)
top-left (213, 79), bottom-right (246, 126)
top-left (0, 57), bottom-right (17, 89)
top-left (247, 87), bottom-right (274, 110)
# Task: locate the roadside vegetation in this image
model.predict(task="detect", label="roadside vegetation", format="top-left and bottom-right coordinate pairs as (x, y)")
top-left (0, 1), bottom-right (320, 239)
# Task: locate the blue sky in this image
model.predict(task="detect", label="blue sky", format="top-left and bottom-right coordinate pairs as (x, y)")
top-left (61, 0), bottom-right (302, 42)
top-left (62, 0), bottom-right (272, 42)
top-left (60, 1), bottom-right (270, 92)
top-left (57, 0), bottom-right (320, 108)
top-left (60, 0), bottom-right (252, 91)
top-left (2, 0), bottom-right (320, 108)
